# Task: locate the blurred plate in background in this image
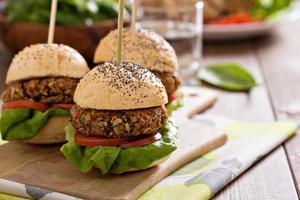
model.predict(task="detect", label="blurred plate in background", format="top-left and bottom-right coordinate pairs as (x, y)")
top-left (203, 1), bottom-right (300, 41)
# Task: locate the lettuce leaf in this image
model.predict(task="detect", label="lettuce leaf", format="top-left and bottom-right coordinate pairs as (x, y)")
top-left (60, 121), bottom-right (178, 175)
top-left (0, 108), bottom-right (69, 141)
top-left (166, 91), bottom-right (184, 113)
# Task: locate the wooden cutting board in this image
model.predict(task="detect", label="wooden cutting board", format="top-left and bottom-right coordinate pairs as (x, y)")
top-left (0, 87), bottom-right (227, 200)
top-left (171, 86), bottom-right (220, 125)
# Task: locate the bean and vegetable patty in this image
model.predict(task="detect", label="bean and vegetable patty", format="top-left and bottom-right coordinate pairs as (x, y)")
top-left (70, 105), bottom-right (168, 138)
top-left (2, 77), bottom-right (79, 104)
top-left (152, 71), bottom-right (181, 95)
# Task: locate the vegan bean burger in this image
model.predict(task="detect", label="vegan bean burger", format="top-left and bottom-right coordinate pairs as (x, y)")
top-left (0, 44), bottom-right (89, 144)
top-left (61, 62), bottom-right (178, 174)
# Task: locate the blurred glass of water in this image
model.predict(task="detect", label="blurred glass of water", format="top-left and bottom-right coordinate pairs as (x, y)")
top-left (137, 0), bottom-right (203, 82)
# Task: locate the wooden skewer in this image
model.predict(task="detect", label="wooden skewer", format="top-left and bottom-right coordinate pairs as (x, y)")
top-left (131, 0), bottom-right (136, 29)
top-left (47, 0), bottom-right (58, 44)
top-left (117, 0), bottom-right (125, 66)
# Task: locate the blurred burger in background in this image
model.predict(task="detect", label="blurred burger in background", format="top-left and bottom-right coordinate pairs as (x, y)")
top-left (94, 28), bottom-right (182, 112)
top-left (0, 44), bottom-right (89, 144)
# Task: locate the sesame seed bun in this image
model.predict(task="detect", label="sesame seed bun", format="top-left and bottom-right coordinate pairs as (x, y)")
top-left (74, 62), bottom-right (168, 110)
top-left (6, 44), bottom-right (90, 84)
top-left (24, 117), bottom-right (69, 144)
top-left (94, 28), bottom-right (178, 73)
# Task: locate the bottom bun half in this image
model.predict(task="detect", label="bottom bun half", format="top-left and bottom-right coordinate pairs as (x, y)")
top-left (126, 156), bottom-right (170, 173)
top-left (24, 117), bottom-right (69, 144)
top-left (95, 155), bottom-right (171, 174)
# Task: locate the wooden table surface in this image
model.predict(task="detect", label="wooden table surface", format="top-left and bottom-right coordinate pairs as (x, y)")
top-left (0, 21), bottom-right (300, 199)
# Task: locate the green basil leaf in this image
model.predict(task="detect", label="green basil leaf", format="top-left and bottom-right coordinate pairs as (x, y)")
top-left (198, 63), bottom-right (257, 91)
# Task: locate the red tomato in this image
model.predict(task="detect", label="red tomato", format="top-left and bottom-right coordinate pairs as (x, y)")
top-left (75, 133), bottom-right (125, 147)
top-left (168, 93), bottom-right (177, 102)
top-left (52, 104), bottom-right (74, 110)
top-left (120, 133), bottom-right (162, 148)
top-left (74, 133), bottom-right (161, 148)
top-left (2, 100), bottom-right (49, 112)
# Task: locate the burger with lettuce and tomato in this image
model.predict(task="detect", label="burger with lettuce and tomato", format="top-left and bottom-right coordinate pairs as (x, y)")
top-left (94, 28), bottom-right (182, 113)
top-left (0, 44), bottom-right (89, 144)
top-left (61, 62), bottom-right (178, 174)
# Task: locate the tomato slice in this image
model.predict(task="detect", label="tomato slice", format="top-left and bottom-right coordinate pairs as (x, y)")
top-left (2, 100), bottom-right (49, 112)
top-left (168, 93), bottom-right (177, 102)
top-left (75, 133), bottom-right (125, 147)
top-left (120, 133), bottom-right (162, 148)
top-left (74, 132), bottom-right (162, 148)
top-left (52, 104), bottom-right (74, 110)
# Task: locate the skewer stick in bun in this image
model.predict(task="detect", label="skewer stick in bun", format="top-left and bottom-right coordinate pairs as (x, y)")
top-left (131, 0), bottom-right (137, 29)
top-left (117, 0), bottom-right (125, 65)
top-left (47, 0), bottom-right (58, 44)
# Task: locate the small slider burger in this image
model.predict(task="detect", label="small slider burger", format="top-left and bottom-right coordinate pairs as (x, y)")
top-left (94, 28), bottom-right (181, 106)
top-left (0, 44), bottom-right (89, 144)
top-left (61, 62), bottom-right (178, 174)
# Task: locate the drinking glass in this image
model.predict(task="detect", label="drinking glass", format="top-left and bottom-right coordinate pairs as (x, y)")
top-left (136, 0), bottom-right (203, 83)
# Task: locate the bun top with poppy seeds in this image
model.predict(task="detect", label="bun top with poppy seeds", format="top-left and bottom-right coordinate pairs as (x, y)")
top-left (74, 62), bottom-right (168, 110)
top-left (6, 44), bottom-right (89, 84)
top-left (94, 28), bottom-right (178, 73)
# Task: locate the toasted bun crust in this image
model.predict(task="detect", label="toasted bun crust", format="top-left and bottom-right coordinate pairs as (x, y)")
top-left (24, 117), bottom-right (69, 144)
top-left (74, 62), bottom-right (168, 110)
top-left (94, 28), bottom-right (178, 73)
top-left (6, 44), bottom-right (90, 84)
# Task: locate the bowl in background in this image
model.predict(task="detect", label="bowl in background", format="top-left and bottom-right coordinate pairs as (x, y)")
top-left (0, 14), bottom-right (130, 64)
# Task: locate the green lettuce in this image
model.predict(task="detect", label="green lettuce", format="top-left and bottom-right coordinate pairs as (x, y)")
top-left (166, 91), bottom-right (184, 113)
top-left (0, 108), bottom-right (69, 141)
top-left (60, 121), bottom-right (178, 175)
